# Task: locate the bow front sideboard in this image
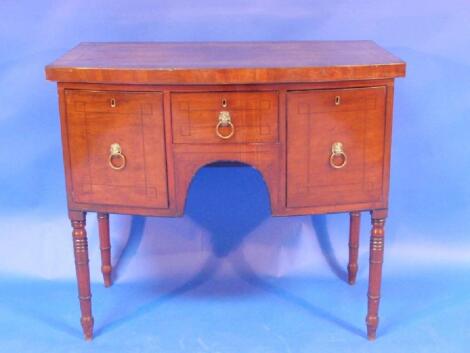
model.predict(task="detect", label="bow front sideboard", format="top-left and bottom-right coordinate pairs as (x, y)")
top-left (45, 41), bottom-right (405, 340)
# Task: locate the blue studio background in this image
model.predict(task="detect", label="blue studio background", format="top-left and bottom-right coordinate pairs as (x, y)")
top-left (0, 1), bottom-right (469, 352)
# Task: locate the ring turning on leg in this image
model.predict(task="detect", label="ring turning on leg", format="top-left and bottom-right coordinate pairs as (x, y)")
top-left (366, 215), bottom-right (385, 340)
top-left (70, 211), bottom-right (94, 340)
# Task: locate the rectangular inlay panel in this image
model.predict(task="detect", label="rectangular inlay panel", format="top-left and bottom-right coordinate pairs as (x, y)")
top-left (286, 86), bottom-right (386, 208)
top-left (171, 91), bottom-right (279, 144)
top-left (65, 90), bottom-right (168, 208)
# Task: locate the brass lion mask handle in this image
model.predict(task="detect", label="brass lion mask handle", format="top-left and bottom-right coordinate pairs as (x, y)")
top-left (329, 142), bottom-right (347, 169)
top-left (108, 143), bottom-right (126, 170)
top-left (216, 111), bottom-right (235, 139)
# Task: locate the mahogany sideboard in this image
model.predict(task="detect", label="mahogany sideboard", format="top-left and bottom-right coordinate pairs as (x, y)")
top-left (45, 41), bottom-right (406, 341)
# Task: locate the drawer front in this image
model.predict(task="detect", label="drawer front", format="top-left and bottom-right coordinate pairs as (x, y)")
top-left (171, 91), bottom-right (278, 143)
top-left (65, 90), bottom-right (168, 209)
top-left (287, 87), bottom-right (386, 208)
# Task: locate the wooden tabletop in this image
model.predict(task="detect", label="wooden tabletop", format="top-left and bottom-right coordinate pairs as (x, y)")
top-left (45, 41), bottom-right (406, 84)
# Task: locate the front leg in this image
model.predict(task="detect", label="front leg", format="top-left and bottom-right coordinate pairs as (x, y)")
top-left (366, 210), bottom-right (386, 340)
top-left (70, 211), bottom-right (94, 340)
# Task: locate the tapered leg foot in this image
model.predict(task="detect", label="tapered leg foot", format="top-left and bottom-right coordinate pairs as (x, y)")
top-left (81, 316), bottom-right (94, 341)
top-left (97, 213), bottom-right (112, 287)
top-left (70, 211), bottom-right (94, 340)
top-left (347, 212), bottom-right (361, 285)
top-left (366, 315), bottom-right (378, 340)
top-left (365, 213), bottom-right (386, 340)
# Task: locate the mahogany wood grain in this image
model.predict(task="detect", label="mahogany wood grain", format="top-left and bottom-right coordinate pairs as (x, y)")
top-left (45, 41), bottom-right (405, 84)
top-left (348, 212), bottom-right (361, 285)
top-left (286, 86), bottom-right (386, 208)
top-left (55, 80), bottom-right (395, 217)
top-left (173, 144), bottom-right (281, 215)
top-left (64, 90), bottom-right (168, 209)
top-left (57, 79), bottom-right (396, 94)
top-left (171, 91), bottom-right (279, 144)
top-left (46, 41), bottom-right (405, 341)
top-left (97, 213), bottom-right (112, 287)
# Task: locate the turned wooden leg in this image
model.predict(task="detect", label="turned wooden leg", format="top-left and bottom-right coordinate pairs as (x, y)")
top-left (366, 213), bottom-right (386, 340)
top-left (70, 211), bottom-right (94, 341)
top-left (348, 212), bottom-right (361, 284)
top-left (97, 213), bottom-right (112, 287)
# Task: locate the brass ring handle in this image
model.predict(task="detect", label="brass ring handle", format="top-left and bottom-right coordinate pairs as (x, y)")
top-left (215, 120), bottom-right (235, 139)
top-left (329, 142), bottom-right (347, 169)
top-left (216, 111), bottom-right (235, 139)
top-left (108, 143), bottom-right (126, 170)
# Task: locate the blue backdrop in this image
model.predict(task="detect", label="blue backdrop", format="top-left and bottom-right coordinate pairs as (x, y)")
top-left (0, 1), bottom-right (469, 352)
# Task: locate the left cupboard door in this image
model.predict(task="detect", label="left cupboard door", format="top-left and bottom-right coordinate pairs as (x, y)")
top-left (64, 90), bottom-right (168, 209)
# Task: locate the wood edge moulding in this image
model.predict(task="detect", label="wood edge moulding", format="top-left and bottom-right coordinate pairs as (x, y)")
top-left (46, 64), bottom-right (405, 85)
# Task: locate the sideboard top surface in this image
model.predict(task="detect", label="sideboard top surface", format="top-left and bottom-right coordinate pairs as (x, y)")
top-left (45, 41), bottom-right (406, 84)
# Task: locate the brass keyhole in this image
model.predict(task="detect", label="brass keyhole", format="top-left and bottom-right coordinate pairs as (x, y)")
top-left (335, 96), bottom-right (341, 106)
top-left (110, 98), bottom-right (116, 108)
top-left (222, 98), bottom-right (228, 108)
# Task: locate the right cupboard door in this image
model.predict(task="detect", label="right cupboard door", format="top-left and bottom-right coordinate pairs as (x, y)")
top-left (286, 86), bottom-right (387, 209)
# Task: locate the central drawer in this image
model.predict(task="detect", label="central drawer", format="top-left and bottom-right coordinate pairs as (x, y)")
top-left (171, 91), bottom-right (279, 144)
